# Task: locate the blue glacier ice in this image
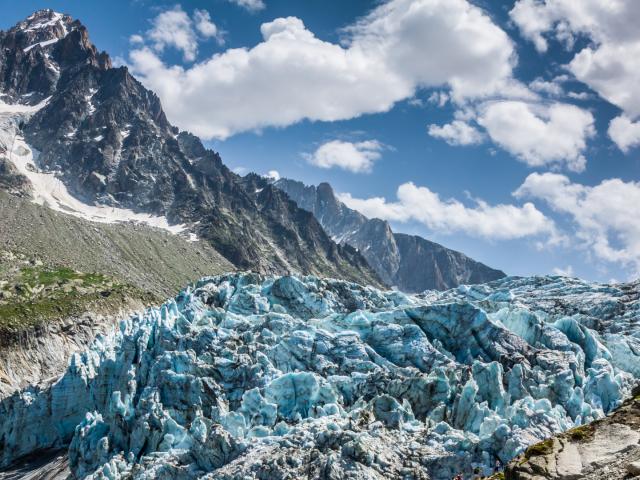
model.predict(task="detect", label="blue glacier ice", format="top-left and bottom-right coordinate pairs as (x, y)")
top-left (0, 274), bottom-right (638, 479)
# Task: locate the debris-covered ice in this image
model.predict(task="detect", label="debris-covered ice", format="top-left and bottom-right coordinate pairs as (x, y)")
top-left (1, 274), bottom-right (638, 479)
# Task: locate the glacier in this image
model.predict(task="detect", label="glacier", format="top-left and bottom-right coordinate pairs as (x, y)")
top-left (0, 273), bottom-right (638, 479)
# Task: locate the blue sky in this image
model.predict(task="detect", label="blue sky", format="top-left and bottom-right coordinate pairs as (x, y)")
top-left (2, 0), bottom-right (639, 282)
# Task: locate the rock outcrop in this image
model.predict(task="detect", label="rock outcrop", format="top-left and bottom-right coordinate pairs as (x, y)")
top-left (0, 274), bottom-right (638, 479)
top-left (274, 178), bottom-right (505, 292)
top-left (506, 389), bottom-right (640, 480)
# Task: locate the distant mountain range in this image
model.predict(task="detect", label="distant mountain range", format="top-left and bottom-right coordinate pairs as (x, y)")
top-left (274, 179), bottom-right (506, 292)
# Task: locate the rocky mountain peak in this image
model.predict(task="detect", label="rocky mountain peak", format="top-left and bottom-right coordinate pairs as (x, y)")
top-left (274, 177), bottom-right (505, 291)
top-left (13, 10), bottom-right (71, 40)
top-left (0, 10), bottom-right (382, 287)
top-left (0, 10), bottom-right (110, 104)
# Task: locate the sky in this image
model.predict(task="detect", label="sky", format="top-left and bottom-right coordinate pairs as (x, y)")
top-left (2, 0), bottom-right (640, 282)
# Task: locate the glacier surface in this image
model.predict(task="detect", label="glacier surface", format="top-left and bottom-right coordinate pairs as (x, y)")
top-left (0, 274), bottom-right (638, 479)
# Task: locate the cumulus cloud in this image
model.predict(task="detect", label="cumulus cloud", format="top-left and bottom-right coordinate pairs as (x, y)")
top-left (552, 265), bottom-right (574, 277)
top-left (570, 41), bottom-right (640, 119)
top-left (529, 77), bottom-right (564, 96)
top-left (608, 115), bottom-right (640, 152)
top-left (127, 0), bottom-right (518, 139)
top-left (338, 182), bottom-right (556, 241)
top-left (515, 173), bottom-right (640, 275)
top-left (304, 140), bottom-right (384, 173)
top-left (265, 170), bottom-right (280, 180)
top-left (428, 120), bottom-right (483, 146)
top-left (140, 6), bottom-right (222, 62)
top-left (477, 101), bottom-right (595, 172)
top-left (227, 0), bottom-right (266, 12)
top-left (510, 0), bottom-right (640, 122)
top-left (193, 9), bottom-right (221, 39)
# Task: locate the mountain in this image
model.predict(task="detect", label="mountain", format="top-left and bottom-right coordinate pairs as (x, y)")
top-left (0, 274), bottom-right (638, 478)
top-left (0, 10), bottom-right (381, 287)
top-left (274, 178), bottom-right (506, 291)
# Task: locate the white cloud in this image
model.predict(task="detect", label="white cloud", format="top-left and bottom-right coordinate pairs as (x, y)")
top-left (141, 6), bottom-right (222, 62)
top-left (147, 6), bottom-right (199, 61)
top-left (193, 9), bottom-right (222, 41)
top-left (427, 91), bottom-right (449, 107)
top-left (510, 0), bottom-right (640, 119)
top-left (515, 173), bottom-right (640, 275)
top-left (552, 265), bottom-right (574, 277)
top-left (428, 120), bottom-right (483, 146)
top-left (129, 34), bottom-right (144, 45)
top-left (265, 170), bottom-right (280, 180)
top-left (127, 0), bottom-right (517, 139)
top-left (477, 101), bottom-right (595, 172)
top-left (570, 41), bottom-right (640, 118)
top-left (305, 140), bottom-right (383, 173)
top-left (529, 77), bottom-right (563, 96)
top-left (227, 0), bottom-right (266, 12)
top-left (608, 115), bottom-right (640, 152)
top-left (338, 182), bottom-right (556, 241)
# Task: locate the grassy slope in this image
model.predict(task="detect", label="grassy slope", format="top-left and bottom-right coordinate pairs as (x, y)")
top-left (0, 190), bottom-right (234, 298)
top-left (0, 256), bottom-right (154, 334)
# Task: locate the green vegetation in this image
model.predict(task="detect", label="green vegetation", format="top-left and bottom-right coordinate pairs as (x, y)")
top-left (565, 424), bottom-right (594, 442)
top-left (0, 252), bottom-right (156, 334)
top-left (524, 438), bottom-right (554, 459)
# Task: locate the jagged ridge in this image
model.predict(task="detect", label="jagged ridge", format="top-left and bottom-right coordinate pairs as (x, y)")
top-left (274, 178), bottom-right (505, 292)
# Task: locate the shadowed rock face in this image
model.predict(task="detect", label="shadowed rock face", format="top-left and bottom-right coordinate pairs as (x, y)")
top-left (0, 274), bottom-right (638, 479)
top-left (0, 10), bottom-right (381, 286)
top-left (274, 178), bottom-right (505, 292)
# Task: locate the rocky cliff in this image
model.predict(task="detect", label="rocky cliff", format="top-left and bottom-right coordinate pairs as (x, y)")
top-left (274, 178), bottom-right (505, 291)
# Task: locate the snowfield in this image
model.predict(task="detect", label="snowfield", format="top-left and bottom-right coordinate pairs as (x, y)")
top-left (0, 273), bottom-right (638, 479)
top-left (0, 99), bottom-right (187, 235)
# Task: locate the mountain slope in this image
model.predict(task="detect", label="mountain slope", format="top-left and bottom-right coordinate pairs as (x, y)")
top-left (274, 178), bottom-right (505, 291)
top-left (0, 10), bottom-right (381, 287)
top-left (0, 190), bottom-right (233, 298)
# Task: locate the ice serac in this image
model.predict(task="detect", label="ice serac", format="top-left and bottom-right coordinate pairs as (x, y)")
top-left (273, 178), bottom-right (506, 292)
top-left (0, 275), bottom-right (638, 479)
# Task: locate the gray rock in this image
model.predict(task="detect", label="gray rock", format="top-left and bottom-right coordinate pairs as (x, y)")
top-left (273, 178), bottom-right (505, 292)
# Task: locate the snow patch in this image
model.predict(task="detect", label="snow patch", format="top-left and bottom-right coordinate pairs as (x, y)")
top-left (23, 37), bottom-right (60, 53)
top-left (0, 101), bottom-right (187, 236)
top-left (24, 11), bottom-right (65, 32)
top-left (85, 88), bottom-right (97, 115)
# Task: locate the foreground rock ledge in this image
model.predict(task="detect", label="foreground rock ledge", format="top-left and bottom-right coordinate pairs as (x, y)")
top-left (0, 273), bottom-right (638, 479)
top-left (506, 389), bottom-right (640, 480)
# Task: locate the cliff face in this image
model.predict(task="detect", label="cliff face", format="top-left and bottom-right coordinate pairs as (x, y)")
top-left (0, 10), bottom-right (381, 287)
top-left (274, 178), bottom-right (505, 292)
